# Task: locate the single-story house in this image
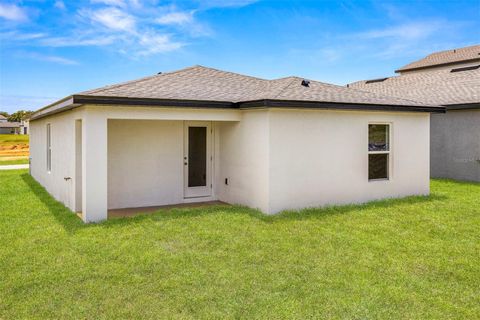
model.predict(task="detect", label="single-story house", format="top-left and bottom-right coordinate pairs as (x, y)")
top-left (0, 115), bottom-right (29, 134)
top-left (349, 45), bottom-right (480, 182)
top-left (0, 116), bottom-right (21, 134)
top-left (29, 65), bottom-right (443, 223)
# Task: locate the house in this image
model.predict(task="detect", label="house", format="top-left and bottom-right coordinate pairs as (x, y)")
top-left (0, 114), bottom-right (29, 134)
top-left (0, 115), bottom-right (21, 134)
top-left (350, 45), bottom-right (480, 182)
top-left (29, 65), bottom-right (443, 223)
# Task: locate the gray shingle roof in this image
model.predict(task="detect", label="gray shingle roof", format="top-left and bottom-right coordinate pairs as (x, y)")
top-left (80, 65), bottom-right (433, 107)
top-left (396, 45), bottom-right (480, 72)
top-left (349, 67), bottom-right (480, 106)
top-left (0, 122), bottom-right (20, 128)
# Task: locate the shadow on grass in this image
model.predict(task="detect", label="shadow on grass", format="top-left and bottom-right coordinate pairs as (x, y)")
top-left (109, 192), bottom-right (449, 226)
top-left (21, 172), bottom-right (449, 232)
top-left (21, 173), bottom-right (86, 234)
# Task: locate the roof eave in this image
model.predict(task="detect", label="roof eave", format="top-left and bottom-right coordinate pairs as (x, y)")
top-left (238, 99), bottom-right (445, 113)
top-left (73, 95), bottom-right (235, 109)
top-left (445, 102), bottom-right (480, 110)
top-left (395, 57), bottom-right (480, 73)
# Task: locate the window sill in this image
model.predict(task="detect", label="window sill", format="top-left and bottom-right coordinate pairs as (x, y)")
top-left (368, 178), bottom-right (389, 182)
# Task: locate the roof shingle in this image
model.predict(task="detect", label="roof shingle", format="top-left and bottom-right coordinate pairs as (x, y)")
top-left (349, 66), bottom-right (480, 106)
top-left (80, 65), bottom-right (434, 107)
top-left (396, 45), bottom-right (480, 73)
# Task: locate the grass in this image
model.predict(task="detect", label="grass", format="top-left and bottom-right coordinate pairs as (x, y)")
top-left (0, 134), bottom-right (29, 144)
top-left (0, 158), bottom-right (29, 165)
top-left (0, 134), bottom-right (29, 165)
top-left (1, 170), bottom-right (479, 319)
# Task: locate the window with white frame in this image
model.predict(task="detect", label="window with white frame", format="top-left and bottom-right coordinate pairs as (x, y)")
top-left (46, 124), bottom-right (51, 172)
top-left (368, 124), bottom-right (390, 180)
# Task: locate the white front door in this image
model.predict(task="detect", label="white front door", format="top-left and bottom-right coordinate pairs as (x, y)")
top-left (184, 121), bottom-right (212, 198)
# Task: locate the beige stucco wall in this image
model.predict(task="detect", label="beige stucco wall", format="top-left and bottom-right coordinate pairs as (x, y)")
top-left (267, 109), bottom-right (430, 213)
top-left (215, 110), bottom-right (270, 212)
top-left (29, 109), bottom-right (81, 211)
top-left (108, 120), bottom-right (185, 209)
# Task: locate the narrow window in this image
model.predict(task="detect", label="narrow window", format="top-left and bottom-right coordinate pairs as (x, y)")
top-left (368, 124), bottom-right (390, 180)
top-left (46, 124), bottom-right (51, 172)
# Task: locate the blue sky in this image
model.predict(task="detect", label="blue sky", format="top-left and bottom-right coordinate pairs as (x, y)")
top-left (0, 0), bottom-right (479, 113)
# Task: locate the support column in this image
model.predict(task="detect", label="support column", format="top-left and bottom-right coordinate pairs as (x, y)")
top-left (82, 111), bottom-right (108, 222)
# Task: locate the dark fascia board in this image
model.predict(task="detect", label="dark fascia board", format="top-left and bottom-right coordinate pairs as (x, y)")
top-left (72, 94), bottom-right (236, 109)
top-left (395, 57), bottom-right (480, 73)
top-left (445, 102), bottom-right (480, 110)
top-left (238, 99), bottom-right (445, 113)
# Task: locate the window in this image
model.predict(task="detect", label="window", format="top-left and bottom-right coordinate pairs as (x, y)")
top-left (46, 124), bottom-right (51, 172)
top-left (368, 124), bottom-right (390, 180)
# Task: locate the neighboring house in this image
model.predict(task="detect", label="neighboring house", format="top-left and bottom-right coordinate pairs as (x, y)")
top-left (29, 66), bottom-right (443, 223)
top-left (20, 118), bottom-right (29, 135)
top-left (350, 45), bottom-right (480, 182)
top-left (0, 114), bottom-right (29, 134)
top-left (0, 114), bottom-right (21, 134)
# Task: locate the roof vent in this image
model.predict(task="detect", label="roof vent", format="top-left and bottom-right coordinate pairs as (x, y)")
top-left (365, 77), bottom-right (389, 84)
top-left (450, 65), bottom-right (480, 73)
top-left (301, 79), bottom-right (310, 87)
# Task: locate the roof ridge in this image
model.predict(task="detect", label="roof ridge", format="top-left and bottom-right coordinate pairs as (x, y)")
top-left (270, 77), bottom-right (302, 99)
top-left (79, 65), bottom-right (203, 95)
top-left (193, 65), bottom-right (269, 81)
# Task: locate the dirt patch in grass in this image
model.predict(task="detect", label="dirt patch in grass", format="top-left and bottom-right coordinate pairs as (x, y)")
top-left (0, 134), bottom-right (29, 162)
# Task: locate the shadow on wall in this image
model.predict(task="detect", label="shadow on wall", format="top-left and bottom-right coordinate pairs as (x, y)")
top-left (21, 173), bottom-right (448, 232)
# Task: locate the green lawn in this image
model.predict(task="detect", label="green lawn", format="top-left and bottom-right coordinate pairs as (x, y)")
top-left (0, 158), bottom-right (29, 165)
top-left (0, 134), bottom-right (29, 144)
top-left (1, 170), bottom-right (479, 319)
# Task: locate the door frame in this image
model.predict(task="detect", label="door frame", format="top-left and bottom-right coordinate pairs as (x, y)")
top-left (183, 121), bottom-right (213, 199)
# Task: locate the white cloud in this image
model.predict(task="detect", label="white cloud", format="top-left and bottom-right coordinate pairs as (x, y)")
top-left (0, 3), bottom-right (28, 21)
top-left (0, 31), bottom-right (46, 41)
top-left (137, 32), bottom-right (184, 55)
top-left (358, 21), bottom-right (442, 41)
top-left (156, 11), bottom-right (193, 25)
top-left (41, 36), bottom-right (116, 47)
top-left (89, 7), bottom-right (136, 32)
top-left (34, 54), bottom-right (78, 65)
top-left (198, 0), bottom-right (258, 8)
top-left (54, 1), bottom-right (66, 10)
top-left (91, 0), bottom-right (126, 7)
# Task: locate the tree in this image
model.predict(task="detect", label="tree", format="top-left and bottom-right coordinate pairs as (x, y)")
top-left (7, 110), bottom-right (33, 122)
top-left (0, 111), bottom-right (8, 118)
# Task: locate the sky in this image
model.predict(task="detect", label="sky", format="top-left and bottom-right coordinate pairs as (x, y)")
top-left (0, 0), bottom-right (479, 113)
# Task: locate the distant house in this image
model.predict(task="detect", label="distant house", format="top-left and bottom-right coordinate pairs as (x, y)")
top-left (29, 66), bottom-right (443, 223)
top-left (350, 45), bottom-right (480, 182)
top-left (0, 115), bottom-right (21, 134)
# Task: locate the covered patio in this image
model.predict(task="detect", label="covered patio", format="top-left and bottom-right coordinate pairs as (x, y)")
top-left (74, 105), bottom-right (241, 223)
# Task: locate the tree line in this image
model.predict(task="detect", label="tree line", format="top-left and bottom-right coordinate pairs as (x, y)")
top-left (0, 110), bottom-right (34, 122)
